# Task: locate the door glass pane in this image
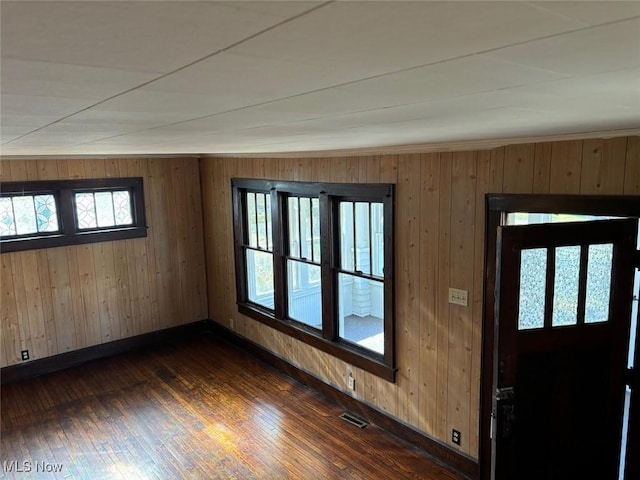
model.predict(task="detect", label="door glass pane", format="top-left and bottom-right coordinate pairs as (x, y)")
top-left (519, 248), bottom-right (547, 330)
top-left (338, 272), bottom-right (384, 354)
top-left (246, 249), bottom-right (274, 309)
top-left (287, 260), bottom-right (321, 329)
top-left (553, 246), bottom-right (580, 327)
top-left (585, 243), bottom-right (613, 324)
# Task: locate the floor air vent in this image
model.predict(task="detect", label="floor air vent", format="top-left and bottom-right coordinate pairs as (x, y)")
top-left (339, 412), bottom-right (368, 428)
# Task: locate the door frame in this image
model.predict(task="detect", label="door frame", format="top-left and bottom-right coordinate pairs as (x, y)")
top-left (479, 194), bottom-right (640, 480)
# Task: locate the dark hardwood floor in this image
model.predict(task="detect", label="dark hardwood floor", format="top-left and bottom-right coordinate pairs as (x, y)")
top-left (1, 336), bottom-right (462, 480)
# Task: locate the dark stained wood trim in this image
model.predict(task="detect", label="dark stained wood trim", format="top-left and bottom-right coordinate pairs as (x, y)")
top-left (231, 178), bottom-right (396, 381)
top-left (208, 320), bottom-right (478, 480)
top-left (487, 194), bottom-right (640, 217)
top-left (480, 194), bottom-right (640, 480)
top-left (1, 320), bottom-right (212, 385)
top-left (1, 177), bottom-right (147, 253)
top-left (237, 304), bottom-right (396, 382)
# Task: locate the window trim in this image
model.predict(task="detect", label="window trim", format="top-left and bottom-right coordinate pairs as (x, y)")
top-left (1, 177), bottom-right (146, 253)
top-left (232, 178), bottom-right (396, 382)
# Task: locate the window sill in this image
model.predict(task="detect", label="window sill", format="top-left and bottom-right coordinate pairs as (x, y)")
top-left (1, 226), bottom-right (147, 253)
top-left (238, 303), bottom-right (396, 382)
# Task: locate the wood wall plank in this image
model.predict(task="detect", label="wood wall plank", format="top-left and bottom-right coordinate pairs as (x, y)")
top-left (502, 144), bottom-right (535, 193)
top-left (435, 153), bottom-right (452, 442)
top-left (549, 140), bottom-right (583, 194)
top-left (624, 136), bottom-right (640, 194)
top-left (199, 135), bottom-right (638, 461)
top-left (396, 153), bottom-right (421, 426)
top-left (533, 143), bottom-right (552, 194)
top-left (581, 137), bottom-right (628, 195)
top-left (4, 135), bottom-right (636, 463)
top-left (418, 152), bottom-right (440, 437)
top-left (1, 157), bottom-right (206, 368)
top-left (1, 254), bottom-right (19, 364)
top-left (447, 151), bottom-right (477, 456)
top-left (20, 252), bottom-right (48, 359)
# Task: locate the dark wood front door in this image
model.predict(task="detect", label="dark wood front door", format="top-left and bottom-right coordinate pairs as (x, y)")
top-left (493, 218), bottom-right (637, 479)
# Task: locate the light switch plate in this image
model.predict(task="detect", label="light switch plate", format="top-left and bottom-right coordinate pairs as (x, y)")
top-left (448, 288), bottom-right (468, 306)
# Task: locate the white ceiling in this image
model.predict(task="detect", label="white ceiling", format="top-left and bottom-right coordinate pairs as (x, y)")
top-left (1, 0), bottom-right (639, 156)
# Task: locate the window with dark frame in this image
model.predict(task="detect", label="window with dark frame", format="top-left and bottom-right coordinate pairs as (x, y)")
top-left (232, 178), bottom-right (396, 381)
top-left (0, 177), bottom-right (146, 253)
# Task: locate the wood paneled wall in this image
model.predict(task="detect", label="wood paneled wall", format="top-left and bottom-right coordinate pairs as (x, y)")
top-left (0, 157), bottom-right (208, 369)
top-left (200, 136), bottom-right (640, 459)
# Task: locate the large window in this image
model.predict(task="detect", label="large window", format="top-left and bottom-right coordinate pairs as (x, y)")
top-left (1, 178), bottom-right (146, 253)
top-left (232, 179), bottom-right (395, 381)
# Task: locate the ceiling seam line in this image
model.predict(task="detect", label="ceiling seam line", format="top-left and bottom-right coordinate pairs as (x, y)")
top-left (13, 11), bottom-right (639, 150)
top-left (76, 14), bottom-right (640, 147)
top-left (3, 1), bottom-right (335, 146)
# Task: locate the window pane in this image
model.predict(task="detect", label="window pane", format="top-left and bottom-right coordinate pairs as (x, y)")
top-left (266, 194), bottom-right (272, 250)
top-left (95, 191), bottom-right (115, 227)
top-left (338, 272), bottom-right (384, 354)
top-left (312, 198), bottom-right (320, 262)
top-left (300, 197), bottom-right (311, 259)
top-left (246, 249), bottom-right (274, 309)
top-left (519, 248), bottom-right (547, 330)
top-left (76, 193), bottom-right (97, 229)
top-left (371, 203), bottom-right (384, 277)
top-left (288, 197), bottom-right (300, 257)
top-left (34, 194), bottom-right (59, 232)
top-left (247, 192), bottom-right (257, 248)
top-left (507, 213), bottom-right (620, 225)
top-left (256, 193), bottom-right (267, 249)
top-left (585, 243), bottom-right (613, 324)
top-left (13, 196), bottom-right (37, 235)
top-left (287, 260), bottom-right (322, 329)
top-left (112, 191), bottom-right (133, 225)
top-left (553, 246), bottom-right (580, 327)
top-left (0, 197), bottom-right (17, 236)
top-left (340, 202), bottom-right (355, 270)
top-left (355, 202), bottom-right (371, 274)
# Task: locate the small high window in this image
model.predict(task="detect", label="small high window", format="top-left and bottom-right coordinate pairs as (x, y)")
top-left (0, 178), bottom-right (146, 253)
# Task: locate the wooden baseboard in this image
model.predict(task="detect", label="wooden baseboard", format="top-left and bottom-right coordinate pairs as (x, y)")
top-left (207, 320), bottom-right (479, 480)
top-left (0, 320), bottom-right (212, 385)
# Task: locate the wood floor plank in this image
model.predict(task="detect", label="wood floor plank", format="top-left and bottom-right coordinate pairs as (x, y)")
top-left (1, 337), bottom-right (463, 480)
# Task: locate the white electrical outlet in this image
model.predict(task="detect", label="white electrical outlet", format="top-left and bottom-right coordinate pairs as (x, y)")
top-left (348, 374), bottom-right (355, 391)
top-left (229, 318), bottom-right (234, 329)
top-left (448, 288), bottom-right (468, 306)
